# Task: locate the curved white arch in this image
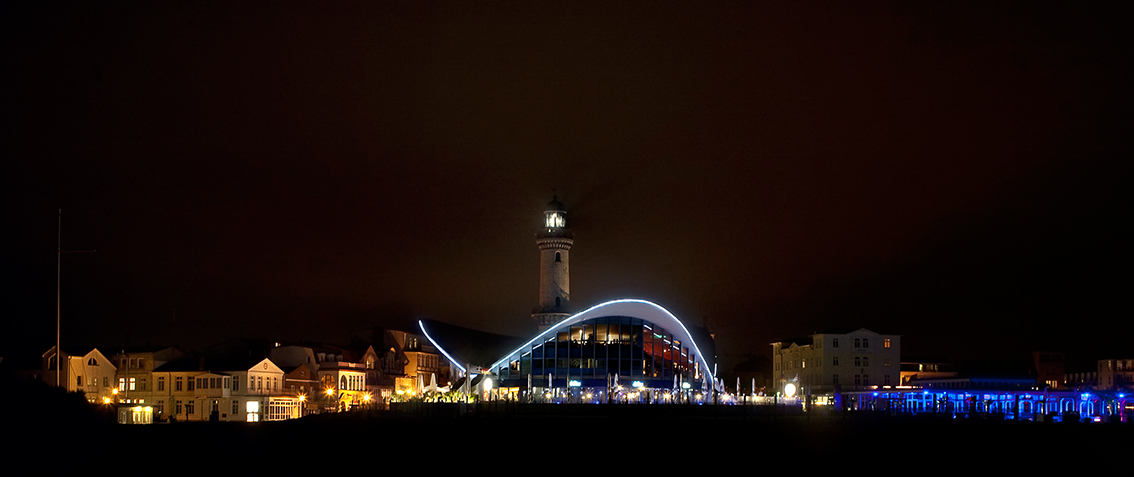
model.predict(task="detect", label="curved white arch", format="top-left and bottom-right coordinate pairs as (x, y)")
top-left (489, 299), bottom-right (715, 385)
top-left (417, 320), bottom-right (467, 374)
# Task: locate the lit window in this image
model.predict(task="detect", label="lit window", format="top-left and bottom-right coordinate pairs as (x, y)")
top-left (246, 401), bottom-right (259, 422)
top-left (545, 212), bottom-right (566, 228)
top-left (884, 338), bottom-right (891, 349)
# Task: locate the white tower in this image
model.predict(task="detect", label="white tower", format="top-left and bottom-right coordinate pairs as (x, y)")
top-left (533, 196), bottom-right (573, 331)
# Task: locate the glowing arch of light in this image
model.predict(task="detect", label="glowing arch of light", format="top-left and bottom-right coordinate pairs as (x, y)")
top-left (418, 320), bottom-right (467, 374)
top-left (488, 299), bottom-right (715, 382)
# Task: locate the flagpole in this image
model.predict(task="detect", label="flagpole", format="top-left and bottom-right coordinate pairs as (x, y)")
top-left (55, 209), bottom-right (61, 387)
top-left (54, 209), bottom-right (95, 389)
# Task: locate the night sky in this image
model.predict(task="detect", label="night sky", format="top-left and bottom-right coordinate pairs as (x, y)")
top-left (3, 2), bottom-right (1129, 374)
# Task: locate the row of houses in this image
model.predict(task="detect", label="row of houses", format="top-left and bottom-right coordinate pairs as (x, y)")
top-left (41, 327), bottom-right (452, 423)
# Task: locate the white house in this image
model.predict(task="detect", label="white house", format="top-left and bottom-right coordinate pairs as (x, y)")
top-left (773, 328), bottom-right (901, 401)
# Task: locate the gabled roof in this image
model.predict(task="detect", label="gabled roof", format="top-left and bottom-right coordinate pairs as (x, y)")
top-left (42, 347), bottom-right (116, 367)
top-left (42, 346), bottom-right (96, 358)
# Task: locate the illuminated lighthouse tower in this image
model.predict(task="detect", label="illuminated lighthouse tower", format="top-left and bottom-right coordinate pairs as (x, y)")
top-left (532, 196), bottom-right (573, 331)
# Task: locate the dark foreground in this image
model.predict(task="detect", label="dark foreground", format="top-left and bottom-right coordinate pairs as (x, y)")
top-left (10, 404), bottom-right (1129, 468)
top-left (4, 378), bottom-right (1127, 468)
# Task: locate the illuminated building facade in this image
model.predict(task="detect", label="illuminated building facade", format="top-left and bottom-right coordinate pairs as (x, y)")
top-left (773, 329), bottom-right (901, 403)
top-left (150, 356), bottom-right (301, 422)
top-left (846, 376), bottom-right (1133, 423)
top-left (1098, 358), bottom-right (1134, 391)
top-left (1031, 351), bottom-right (1066, 389)
top-left (421, 301), bottom-right (716, 403)
top-left (364, 330), bottom-right (414, 403)
top-left (402, 331), bottom-right (446, 395)
top-left (488, 300), bottom-right (715, 403)
top-left (899, 361), bottom-right (957, 385)
top-left (41, 346), bottom-right (118, 404)
top-left (317, 361), bottom-right (369, 411)
top-left (110, 347), bottom-right (184, 411)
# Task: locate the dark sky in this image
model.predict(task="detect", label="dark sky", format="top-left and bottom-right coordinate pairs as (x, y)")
top-left (3, 2), bottom-right (1129, 374)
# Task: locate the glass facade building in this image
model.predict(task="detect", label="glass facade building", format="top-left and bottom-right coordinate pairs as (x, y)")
top-left (495, 315), bottom-right (702, 391)
top-left (422, 299), bottom-right (716, 403)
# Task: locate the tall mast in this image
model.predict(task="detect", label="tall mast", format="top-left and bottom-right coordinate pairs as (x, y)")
top-left (55, 209), bottom-right (61, 387)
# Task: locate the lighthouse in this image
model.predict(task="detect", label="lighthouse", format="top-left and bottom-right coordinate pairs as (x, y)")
top-left (532, 195), bottom-right (573, 331)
